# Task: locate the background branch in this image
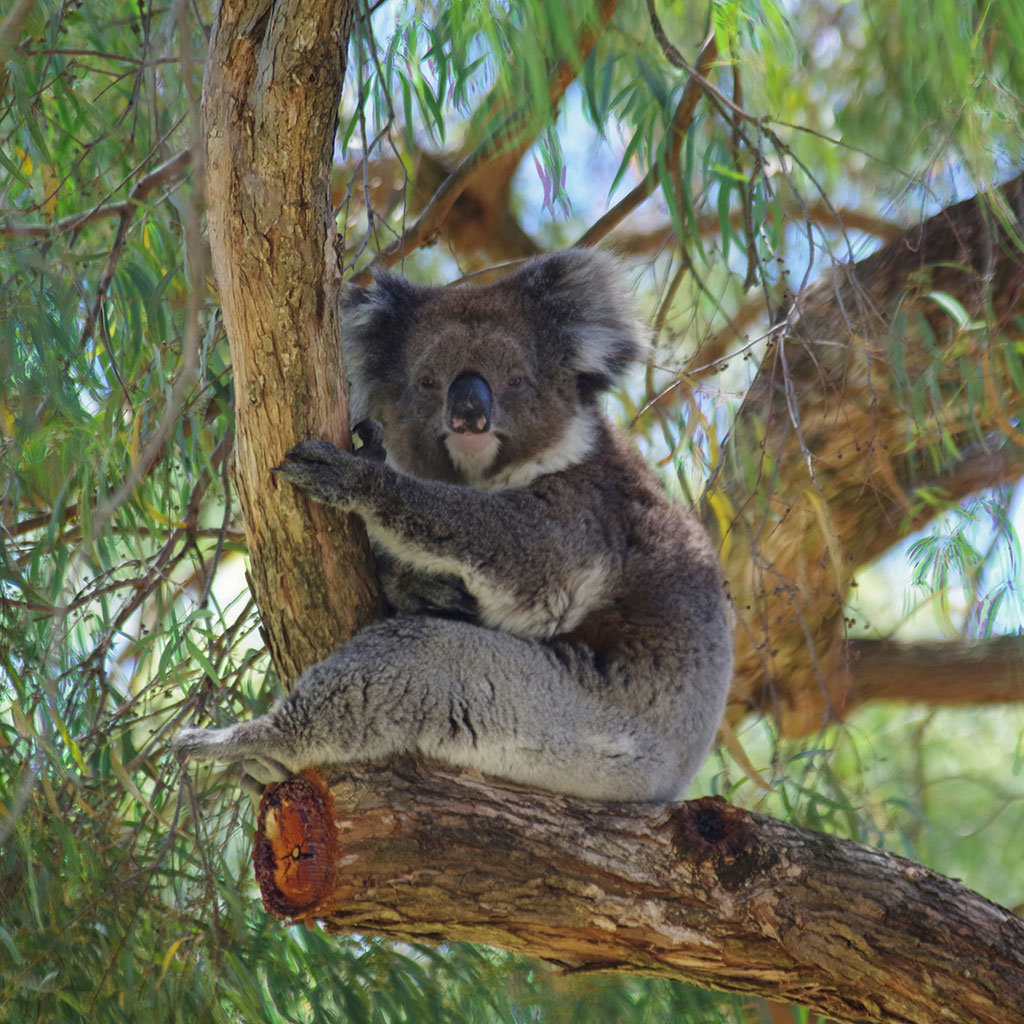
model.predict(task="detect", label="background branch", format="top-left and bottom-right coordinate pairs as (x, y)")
top-left (848, 635), bottom-right (1024, 707)
top-left (717, 172), bottom-right (1024, 734)
top-left (362, 0), bottom-right (619, 276)
top-left (575, 31), bottom-right (719, 249)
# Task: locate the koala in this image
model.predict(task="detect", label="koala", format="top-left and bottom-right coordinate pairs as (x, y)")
top-left (173, 249), bottom-right (733, 802)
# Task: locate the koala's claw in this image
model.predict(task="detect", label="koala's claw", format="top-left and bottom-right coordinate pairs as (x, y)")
top-left (172, 724), bottom-right (217, 762)
top-left (173, 725), bottom-right (295, 808)
top-left (283, 439), bottom-right (348, 465)
top-left (240, 757), bottom-right (292, 810)
top-left (352, 419), bottom-right (387, 462)
top-left (241, 757), bottom-right (291, 786)
top-left (273, 439), bottom-right (370, 510)
top-left (240, 771), bottom-right (266, 808)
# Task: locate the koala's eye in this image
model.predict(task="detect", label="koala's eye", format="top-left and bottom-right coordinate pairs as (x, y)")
top-left (505, 375), bottom-right (526, 390)
top-left (418, 375), bottom-right (442, 391)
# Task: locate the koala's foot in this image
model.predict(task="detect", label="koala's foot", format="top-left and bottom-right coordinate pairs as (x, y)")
top-left (174, 722), bottom-right (296, 807)
top-left (239, 757), bottom-right (291, 808)
top-left (241, 757), bottom-right (291, 785)
top-left (173, 723), bottom-right (244, 764)
top-left (172, 719), bottom-right (293, 767)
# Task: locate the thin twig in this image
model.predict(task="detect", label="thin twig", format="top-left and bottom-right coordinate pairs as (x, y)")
top-left (0, 149), bottom-right (192, 239)
top-left (574, 31), bottom-right (719, 249)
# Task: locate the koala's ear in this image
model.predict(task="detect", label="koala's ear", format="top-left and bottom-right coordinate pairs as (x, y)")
top-left (340, 270), bottom-right (422, 419)
top-left (341, 270), bottom-right (420, 338)
top-left (510, 249), bottom-right (649, 390)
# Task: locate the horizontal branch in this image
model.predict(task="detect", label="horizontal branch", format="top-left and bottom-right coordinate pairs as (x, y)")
top-left (245, 761), bottom-right (1024, 1024)
top-left (612, 199), bottom-right (904, 257)
top-left (848, 634), bottom-right (1024, 707)
top-left (857, 437), bottom-right (1024, 567)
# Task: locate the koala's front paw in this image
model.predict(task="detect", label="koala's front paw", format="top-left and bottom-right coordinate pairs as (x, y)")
top-left (284, 439), bottom-right (350, 466)
top-left (273, 439), bottom-right (372, 509)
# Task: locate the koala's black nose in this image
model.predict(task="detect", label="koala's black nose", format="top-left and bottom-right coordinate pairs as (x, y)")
top-left (447, 373), bottom-right (492, 434)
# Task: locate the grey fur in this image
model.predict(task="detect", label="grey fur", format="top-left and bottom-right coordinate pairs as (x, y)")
top-left (173, 249), bottom-right (733, 802)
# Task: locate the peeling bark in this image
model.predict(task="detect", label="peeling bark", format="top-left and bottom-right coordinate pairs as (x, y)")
top-left (247, 762), bottom-right (1024, 1024)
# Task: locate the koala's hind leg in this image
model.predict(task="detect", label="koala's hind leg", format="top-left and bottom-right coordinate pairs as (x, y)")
top-left (174, 616), bottom-right (683, 802)
top-left (174, 719), bottom-right (293, 776)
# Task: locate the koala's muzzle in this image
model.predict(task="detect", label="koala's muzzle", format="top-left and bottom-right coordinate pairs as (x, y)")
top-left (447, 373), bottom-right (492, 434)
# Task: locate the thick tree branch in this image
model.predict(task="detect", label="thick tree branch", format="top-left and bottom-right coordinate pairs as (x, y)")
top-left (245, 763), bottom-right (1024, 1024)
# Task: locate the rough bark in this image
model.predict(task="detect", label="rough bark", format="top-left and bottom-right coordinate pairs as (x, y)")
top-left (248, 762), bottom-right (1024, 1024)
top-left (716, 174), bottom-right (1024, 734)
top-left (203, 0), bottom-right (382, 688)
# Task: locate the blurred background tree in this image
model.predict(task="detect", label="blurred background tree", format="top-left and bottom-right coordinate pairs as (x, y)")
top-left (1, 0), bottom-right (1022, 1020)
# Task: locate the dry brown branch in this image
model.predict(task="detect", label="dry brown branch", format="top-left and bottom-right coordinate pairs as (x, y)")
top-left (717, 172), bottom-right (1024, 734)
top-left (611, 200), bottom-right (904, 256)
top-left (848, 635), bottom-right (1024, 707)
top-left (633, 202), bottom-right (904, 416)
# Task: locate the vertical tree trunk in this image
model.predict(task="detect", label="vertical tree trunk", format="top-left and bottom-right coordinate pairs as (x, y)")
top-left (202, 0), bottom-right (382, 687)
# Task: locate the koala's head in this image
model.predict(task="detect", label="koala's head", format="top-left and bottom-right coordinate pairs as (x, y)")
top-left (341, 249), bottom-right (646, 487)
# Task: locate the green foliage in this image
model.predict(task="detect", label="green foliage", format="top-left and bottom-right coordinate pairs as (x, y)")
top-left (702, 700), bottom-right (1024, 911)
top-left (3, 0), bottom-right (1024, 1021)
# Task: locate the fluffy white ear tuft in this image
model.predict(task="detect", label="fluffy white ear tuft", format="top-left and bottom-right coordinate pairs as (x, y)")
top-left (507, 249), bottom-right (649, 390)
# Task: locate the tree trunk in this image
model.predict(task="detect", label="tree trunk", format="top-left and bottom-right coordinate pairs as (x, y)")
top-left (203, 0), bottom-right (382, 689)
top-left (247, 763), bottom-right (1024, 1024)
